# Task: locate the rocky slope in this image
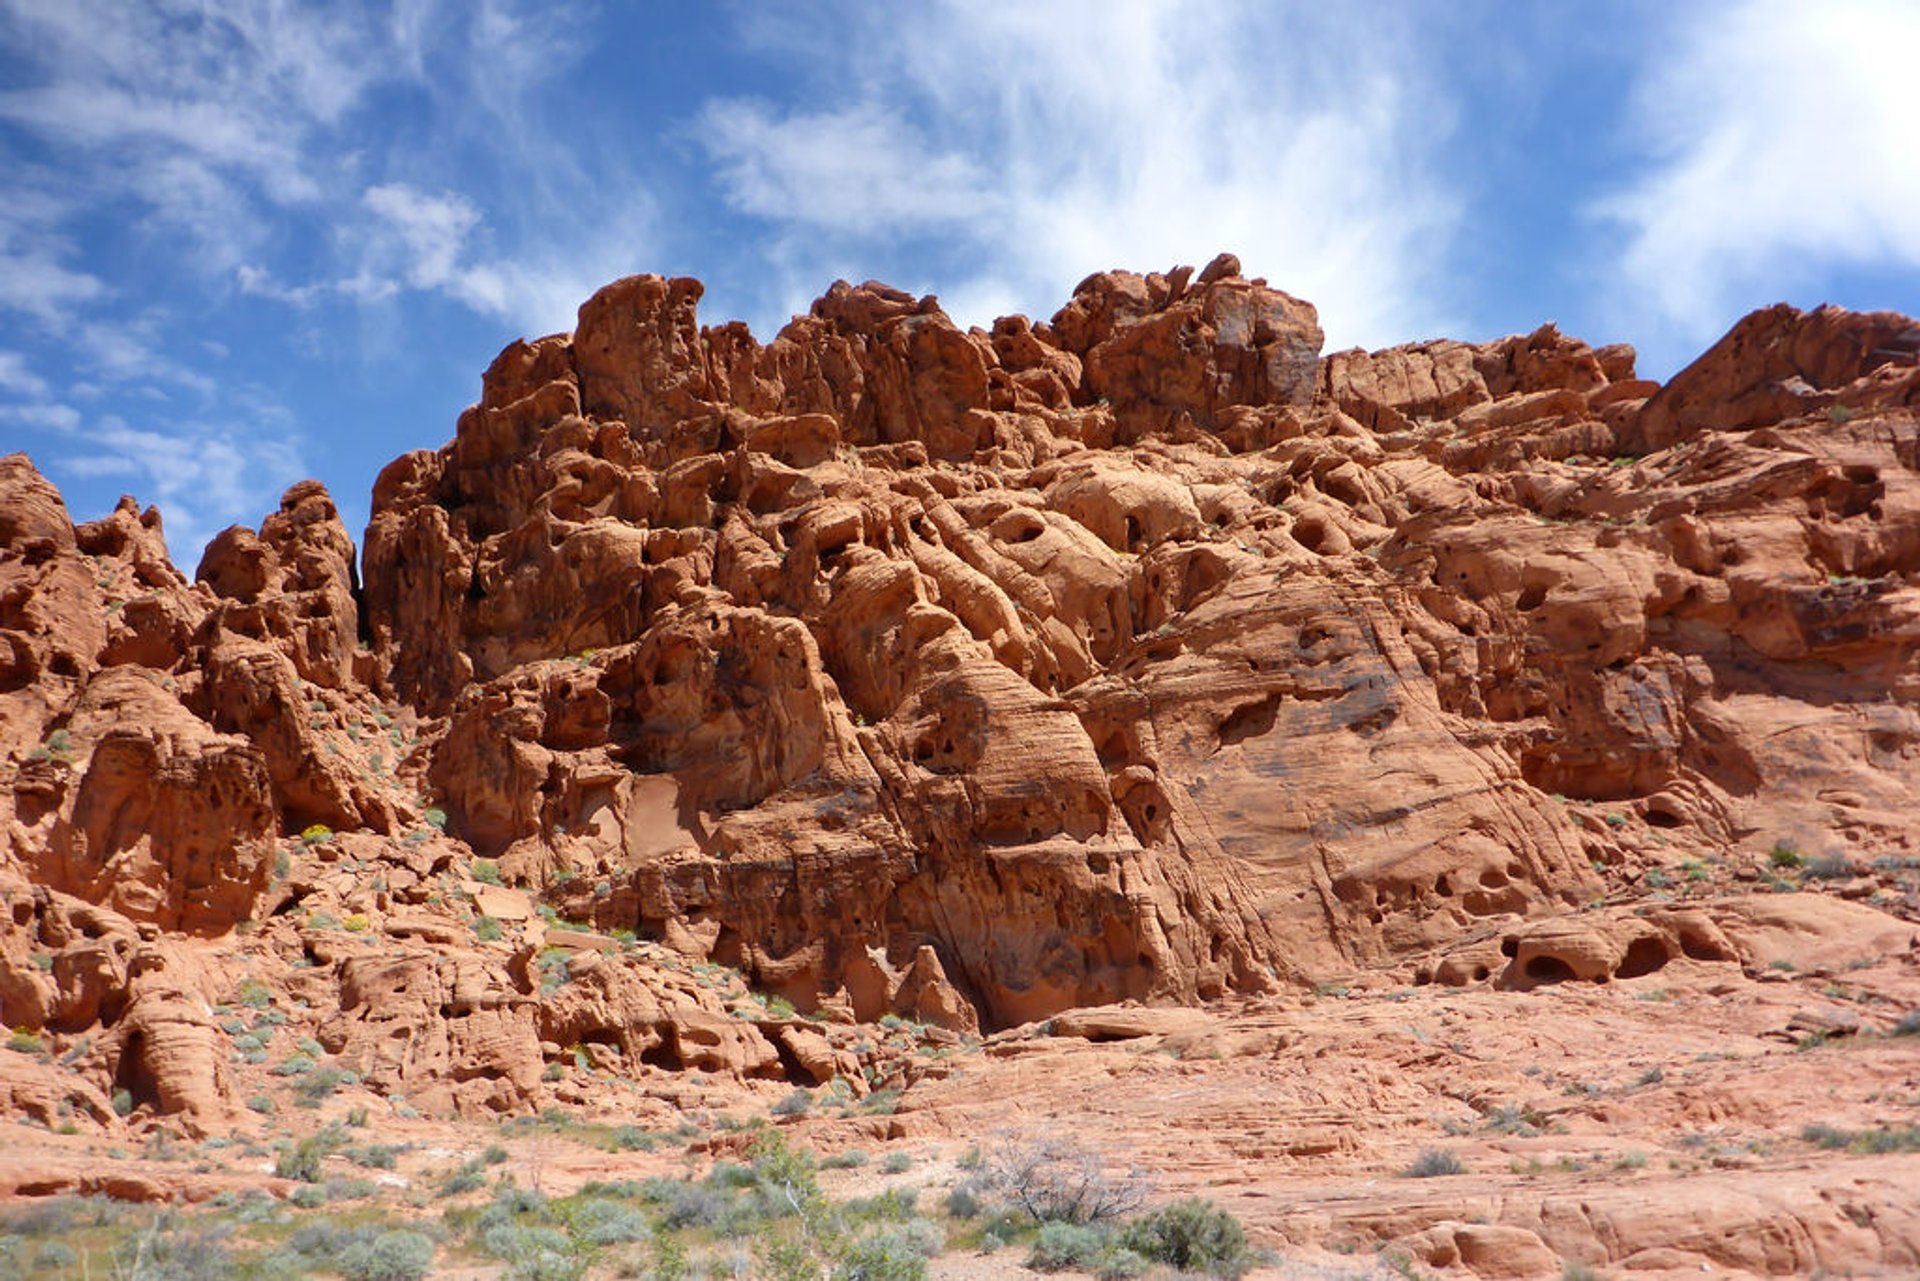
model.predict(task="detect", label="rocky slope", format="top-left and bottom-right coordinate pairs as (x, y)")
top-left (3, 254), bottom-right (1919, 1275)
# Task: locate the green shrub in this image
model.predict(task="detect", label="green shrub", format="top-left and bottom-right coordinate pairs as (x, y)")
top-left (610, 1125), bottom-right (656, 1151)
top-left (834, 1222), bottom-right (939, 1280)
top-left (1892, 1010), bottom-right (1920, 1037)
top-left (296, 1066), bottom-right (354, 1105)
top-left (1403, 1148), bottom-right (1464, 1178)
top-left (771, 1088), bottom-right (812, 1117)
top-left (570, 1198), bottom-right (650, 1245)
top-left (32, 1240), bottom-right (79, 1271)
top-left (472, 859), bottom-right (503, 885)
top-left (7, 1028), bottom-right (42, 1054)
top-left (1769, 843), bottom-right (1804, 869)
top-left (1028, 1221), bottom-right (1114, 1271)
top-left (335, 1228), bottom-right (436, 1281)
top-left (111, 1088), bottom-right (135, 1117)
top-left (276, 1125), bottom-right (347, 1182)
top-left (821, 1150), bottom-right (869, 1171)
top-left (1120, 1198), bottom-right (1251, 1277)
top-left (350, 1144), bottom-right (402, 1170)
top-left (1804, 854), bottom-right (1855, 880)
top-left (880, 1151), bottom-right (913, 1174)
top-left (301, 824), bottom-right (333, 845)
top-left (473, 916), bottom-right (504, 942)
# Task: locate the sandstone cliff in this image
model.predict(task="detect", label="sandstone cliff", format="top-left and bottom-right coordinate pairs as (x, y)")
top-left (4, 254), bottom-right (1919, 1133)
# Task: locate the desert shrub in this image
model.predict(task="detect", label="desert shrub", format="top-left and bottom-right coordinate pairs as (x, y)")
top-left (7, 1028), bottom-right (42, 1054)
top-left (290, 1185), bottom-right (328, 1209)
top-left (1403, 1148), bottom-right (1464, 1178)
top-left (481, 1222), bottom-right (572, 1260)
top-left (349, 1144), bottom-right (402, 1170)
top-left (31, 1240), bottom-right (79, 1271)
top-left (108, 1217), bottom-right (237, 1281)
top-left (0, 1195), bottom-right (125, 1237)
top-left (845, 1188), bottom-right (918, 1221)
top-left (1803, 1123), bottom-right (1920, 1153)
top-left (473, 916), bottom-right (503, 942)
top-left (1028, 1221), bottom-right (1114, 1271)
top-left (112, 1087), bottom-right (135, 1117)
top-left (771, 1088), bottom-right (812, 1117)
top-left (609, 1125), bottom-right (656, 1152)
top-left (1120, 1198), bottom-right (1251, 1277)
top-left (834, 1222), bottom-right (939, 1280)
top-left (276, 1126), bottom-right (347, 1182)
top-left (652, 1180), bottom-right (729, 1230)
top-left (880, 1152), bottom-right (913, 1175)
top-left (471, 859), bottom-right (502, 885)
top-left (820, 1150), bottom-right (869, 1170)
top-left (569, 1198), bottom-right (650, 1246)
top-left (985, 1134), bottom-right (1148, 1223)
top-left (296, 1065), bottom-right (354, 1104)
top-left (1768, 843), bottom-right (1804, 869)
top-left (1893, 1010), bottom-right (1920, 1037)
top-left (1804, 854), bottom-right (1855, 880)
top-left (944, 1174), bottom-right (990, 1220)
top-left (1097, 1248), bottom-right (1153, 1279)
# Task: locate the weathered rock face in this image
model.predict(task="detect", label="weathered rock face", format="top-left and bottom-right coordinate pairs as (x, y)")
top-left (5, 262), bottom-right (1920, 1138)
top-left (348, 266), bottom-right (1920, 1026)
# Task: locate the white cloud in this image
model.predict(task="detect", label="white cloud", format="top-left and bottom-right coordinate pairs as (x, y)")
top-left (0, 402), bottom-right (80, 432)
top-left (0, 350), bottom-right (49, 399)
top-left (75, 321), bottom-right (218, 397)
top-left (362, 183), bottom-right (510, 316)
top-left (54, 414), bottom-right (306, 567)
top-left (1594, 0), bottom-right (1920, 337)
top-left (700, 101), bottom-right (990, 234)
top-left (698, 1), bottom-right (1462, 350)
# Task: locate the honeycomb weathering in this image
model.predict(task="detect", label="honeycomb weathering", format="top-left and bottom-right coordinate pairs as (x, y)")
top-left (4, 253), bottom-right (1920, 1124)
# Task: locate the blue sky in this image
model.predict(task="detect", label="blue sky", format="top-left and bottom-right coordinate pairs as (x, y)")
top-left (3, 0), bottom-right (1918, 565)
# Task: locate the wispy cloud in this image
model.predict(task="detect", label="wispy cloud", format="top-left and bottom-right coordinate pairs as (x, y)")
top-left (696, 1), bottom-right (1462, 350)
top-left (1593, 0), bottom-right (1920, 339)
top-left (52, 413), bottom-right (306, 566)
top-left (0, 350), bottom-right (50, 399)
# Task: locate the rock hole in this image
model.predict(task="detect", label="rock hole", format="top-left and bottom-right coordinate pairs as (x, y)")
top-left (1435, 875), bottom-right (1453, 898)
top-left (1217, 694), bottom-right (1281, 747)
top-left (1645, 805), bottom-right (1684, 830)
top-left (1677, 929), bottom-right (1732, 962)
top-left (1524, 954), bottom-right (1576, 985)
top-left (1500, 936), bottom-right (1519, 958)
top-left (639, 1036), bottom-right (684, 1071)
top-left (1616, 936), bottom-right (1672, 980)
top-left (112, 1031), bottom-right (162, 1113)
top-left (1472, 965), bottom-right (1489, 982)
top-left (1516, 584), bottom-right (1547, 611)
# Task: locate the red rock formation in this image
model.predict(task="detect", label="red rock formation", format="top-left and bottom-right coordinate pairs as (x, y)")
top-left (4, 259), bottom-right (1920, 1172)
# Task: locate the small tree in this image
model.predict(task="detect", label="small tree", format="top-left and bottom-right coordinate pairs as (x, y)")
top-left (985, 1134), bottom-right (1149, 1224)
